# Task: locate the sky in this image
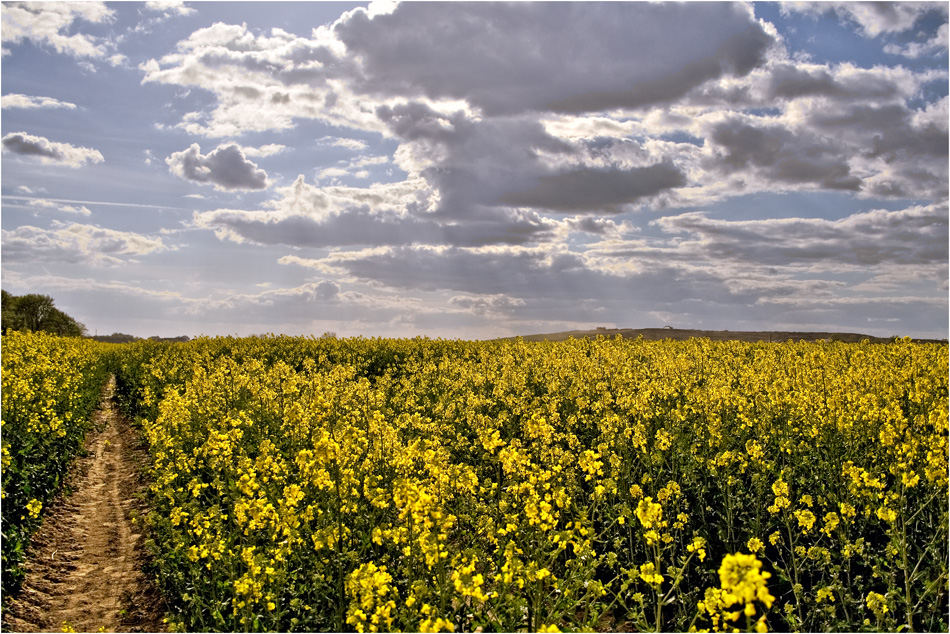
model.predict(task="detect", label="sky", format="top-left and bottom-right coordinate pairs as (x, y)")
top-left (1, 0), bottom-right (947, 339)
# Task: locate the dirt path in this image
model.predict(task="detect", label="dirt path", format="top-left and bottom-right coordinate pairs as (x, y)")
top-left (3, 376), bottom-right (165, 633)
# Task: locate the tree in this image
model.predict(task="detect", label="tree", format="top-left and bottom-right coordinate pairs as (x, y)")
top-left (1, 290), bottom-right (23, 333)
top-left (13, 294), bottom-right (55, 332)
top-left (0, 291), bottom-right (86, 337)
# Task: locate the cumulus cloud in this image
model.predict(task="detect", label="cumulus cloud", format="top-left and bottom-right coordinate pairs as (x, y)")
top-left (139, 2), bottom-right (775, 137)
top-left (2, 132), bottom-right (104, 167)
top-left (884, 23), bottom-right (949, 57)
top-left (1, 1), bottom-right (116, 58)
top-left (501, 163), bottom-right (686, 212)
top-left (1, 94), bottom-right (77, 110)
top-left (783, 2), bottom-right (941, 37)
top-left (1, 222), bottom-right (169, 266)
top-left (704, 117), bottom-right (862, 191)
top-left (336, 2), bottom-right (774, 115)
top-left (166, 143), bottom-right (269, 190)
top-left (144, 1), bottom-right (195, 17)
top-left (194, 174), bottom-right (560, 248)
top-left (140, 2), bottom-right (949, 212)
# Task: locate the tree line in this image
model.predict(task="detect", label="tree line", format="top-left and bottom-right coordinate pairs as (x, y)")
top-left (1, 291), bottom-right (86, 337)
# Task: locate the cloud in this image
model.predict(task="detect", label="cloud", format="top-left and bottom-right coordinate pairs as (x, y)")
top-left (1, 94), bottom-right (77, 110)
top-left (884, 23), bottom-right (949, 57)
top-left (448, 294), bottom-right (526, 316)
top-left (138, 3), bottom-right (949, 213)
top-left (193, 174), bottom-right (559, 248)
top-left (289, 244), bottom-right (757, 309)
top-left (139, 2), bottom-right (775, 138)
top-left (1, 1), bottom-right (116, 58)
top-left (318, 136), bottom-right (369, 151)
top-left (239, 143), bottom-right (286, 158)
top-left (22, 198), bottom-right (92, 216)
top-left (144, 1), bottom-right (195, 17)
top-left (2, 132), bottom-right (104, 167)
top-left (500, 163), bottom-right (686, 212)
top-left (336, 2), bottom-right (775, 115)
top-left (782, 2), bottom-right (942, 37)
top-left (704, 117), bottom-right (862, 191)
top-left (1, 222), bottom-right (169, 266)
top-left (166, 143), bottom-right (269, 190)
top-left (267, 198), bottom-right (948, 335)
top-left (648, 203), bottom-right (948, 268)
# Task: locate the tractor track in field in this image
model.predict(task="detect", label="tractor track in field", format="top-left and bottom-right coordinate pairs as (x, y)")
top-left (3, 376), bottom-right (166, 633)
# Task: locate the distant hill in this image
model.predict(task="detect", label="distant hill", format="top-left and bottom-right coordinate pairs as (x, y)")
top-left (89, 333), bottom-right (190, 343)
top-left (509, 327), bottom-right (947, 344)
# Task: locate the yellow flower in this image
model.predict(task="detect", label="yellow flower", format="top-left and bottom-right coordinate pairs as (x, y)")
top-left (635, 497), bottom-right (663, 529)
top-left (866, 591), bottom-right (889, 618)
top-left (639, 562), bottom-right (663, 586)
top-left (794, 509), bottom-right (816, 533)
top-left (717, 552), bottom-right (775, 610)
top-left (25, 498), bottom-right (42, 519)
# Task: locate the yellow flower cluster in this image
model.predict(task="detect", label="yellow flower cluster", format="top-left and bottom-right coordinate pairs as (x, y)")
top-left (105, 334), bottom-right (947, 632)
top-left (698, 552), bottom-right (774, 632)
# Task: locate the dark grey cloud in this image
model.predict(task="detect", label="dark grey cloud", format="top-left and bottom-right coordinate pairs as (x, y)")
top-left (765, 63), bottom-right (906, 101)
top-left (166, 143), bottom-right (269, 190)
top-left (705, 118), bottom-right (862, 190)
top-left (378, 102), bottom-right (686, 216)
top-left (810, 103), bottom-right (948, 159)
top-left (501, 163), bottom-right (686, 212)
top-left (337, 2), bottom-right (774, 115)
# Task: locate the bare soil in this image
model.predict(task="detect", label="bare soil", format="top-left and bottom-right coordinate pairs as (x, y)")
top-left (2, 377), bottom-right (165, 633)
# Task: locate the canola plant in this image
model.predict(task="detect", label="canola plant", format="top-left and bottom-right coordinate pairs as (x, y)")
top-left (109, 335), bottom-right (948, 632)
top-left (2, 332), bottom-right (947, 632)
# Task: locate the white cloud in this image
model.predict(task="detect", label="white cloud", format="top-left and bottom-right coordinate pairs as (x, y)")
top-left (1, 94), bottom-right (77, 110)
top-left (1, 222), bottom-right (169, 266)
top-left (884, 23), bottom-right (949, 57)
top-left (23, 198), bottom-right (92, 216)
top-left (318, 136), bottom-right (369, 151)
top-left (1, 1), bottom-right (116, 58)
top-left (239, 143), bottom-right (287, 158)
top-left (2, 132), bottom-right (104, 167)
top-left (144, 1), bottom-right (195, 17)
top-left (166, 143), bottom-right (269, 190)
top-left (782, 2), bottom-right (942, 37)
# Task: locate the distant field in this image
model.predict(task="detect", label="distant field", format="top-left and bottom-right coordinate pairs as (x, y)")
top-left (511, 327), bottom-right (948, 344)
